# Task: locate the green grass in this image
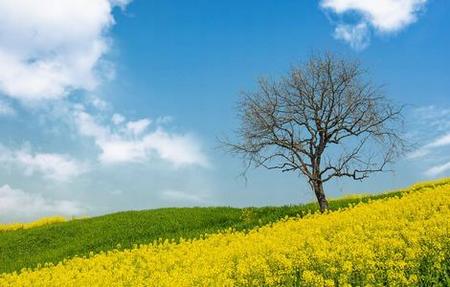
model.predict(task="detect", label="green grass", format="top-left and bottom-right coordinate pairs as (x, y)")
top-left (0, 189), bottom-right (406, 275)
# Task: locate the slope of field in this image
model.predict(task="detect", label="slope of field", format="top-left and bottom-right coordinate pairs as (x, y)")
top-left (0, 186), bottom-right (409, 274)
top-left (0, 179), bottom-right (449, 286)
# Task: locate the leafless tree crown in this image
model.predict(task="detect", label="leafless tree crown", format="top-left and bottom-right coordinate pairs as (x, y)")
top-left (224, 53), bottom-right (405, 199)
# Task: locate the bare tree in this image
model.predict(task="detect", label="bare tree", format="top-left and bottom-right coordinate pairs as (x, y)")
top-left (223, 52), bottom-right (406, 212)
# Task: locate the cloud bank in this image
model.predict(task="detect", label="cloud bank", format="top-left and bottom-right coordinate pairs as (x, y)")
top-left (320, 0), bottom-right (428, 49)
top-left (73, 107), bottom-right (208, 167)
top-left (0, 185), bottom-right (84, 222)
top-left (0, 0), bottom-right (129, 102)
top-left (0, 146), bottom-right (88, 182)
top-left (0, 0), bottom-right (211, 221)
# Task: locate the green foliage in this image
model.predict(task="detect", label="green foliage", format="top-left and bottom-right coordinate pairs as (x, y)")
top-left (0, 190), bottom-right (402, 274)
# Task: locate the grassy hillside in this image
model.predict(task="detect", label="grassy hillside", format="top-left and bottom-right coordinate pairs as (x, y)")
top-left (1, 178), bottom-right (449, 286)
top-left (0, 179), bottom-right (446, 275)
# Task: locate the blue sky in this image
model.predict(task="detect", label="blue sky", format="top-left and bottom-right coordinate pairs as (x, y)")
top-left (0, 0), bottom-right (449, 222)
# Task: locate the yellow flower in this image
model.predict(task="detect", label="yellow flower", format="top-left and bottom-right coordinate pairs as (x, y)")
top-left (0, 216), bottom-right (69, 232)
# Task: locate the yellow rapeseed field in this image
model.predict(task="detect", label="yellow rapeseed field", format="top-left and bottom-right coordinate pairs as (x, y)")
top-left (0, 216), bottom-right (67, 232)
top-left (1, 180), bottom-right (449, 286)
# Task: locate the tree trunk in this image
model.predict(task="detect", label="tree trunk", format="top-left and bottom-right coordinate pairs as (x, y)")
top-left (312, 180), bottom-right (329, 212)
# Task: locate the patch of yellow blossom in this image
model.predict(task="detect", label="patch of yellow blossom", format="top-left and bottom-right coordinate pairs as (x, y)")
top-left (0, 216), bottom-right (67, 232)
top-left (0, 179), bottom-right (449, 286)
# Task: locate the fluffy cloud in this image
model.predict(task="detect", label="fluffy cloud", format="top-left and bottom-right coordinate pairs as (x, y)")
top-left (0, 0), bottom-right (130, 102)
top-left (320, 0), bottom-right (428, 49)
top-left (112, 113), bottom-right (126, 125)
top-left (0, 185), bottom-right (84, 222)
top-left (73, 108), bottom-right (209, 167)
top-left (0, 146), bottom-right (88, 182)
top-left (126, 119), bottom-right (152, 136)
top-left (334, 22), bottom-right (370, 50)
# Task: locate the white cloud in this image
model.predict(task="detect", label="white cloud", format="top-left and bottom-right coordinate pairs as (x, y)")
top-left (408, 132), bottom-right (450, 159)
top-left (140, 130), bottom-right (208, 167)
top-left (407, 148), bottom-right (430, 159)
top-left (74, 108), bottom-right (209, 167)
top-left (334, 22), bottom-right (370, 50)
top-left (413, 105), bottom-right (450, 132)
top-left (427, 133), bottom-right (450, 149)
top-left (425, 161), bottom-right (450, 177)
top-left (126, 119), bottom-right (151, 135)
top-left (320, 0), bottom-right (428, 49)
top-left (0, 185), bottom-right (84, 222)
top-left (406, 105), bottom-right (450, 177)
top-left (89, 95), bottom-right (110, 111)
top-left (0, 146), bottom-right (88, 182)
top-left (112, 113), bottom-right (126, 125)
top-left (0, 0), bottom-right (131, 102)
